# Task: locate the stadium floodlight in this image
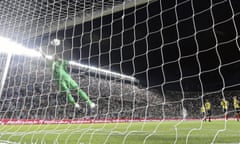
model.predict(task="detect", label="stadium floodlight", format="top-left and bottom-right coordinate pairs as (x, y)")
top-left (69, 61), bottom-right (136, 82)
top-left (0, 36), bottom-right (41, 57)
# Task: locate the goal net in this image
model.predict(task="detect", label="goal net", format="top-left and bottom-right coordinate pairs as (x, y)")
top-left (0, 0), bottom-right (240, 143)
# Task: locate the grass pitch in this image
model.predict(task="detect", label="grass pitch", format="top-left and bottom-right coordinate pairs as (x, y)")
top-left (0, 120), bottom-right (240, 144)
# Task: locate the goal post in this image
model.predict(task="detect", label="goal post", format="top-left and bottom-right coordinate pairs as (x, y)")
top-left (0, 53), bottom-right (11, 98)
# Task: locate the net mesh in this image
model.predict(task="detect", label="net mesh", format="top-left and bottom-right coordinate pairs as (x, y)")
top-left (1, 0), bottom-right (240, 143)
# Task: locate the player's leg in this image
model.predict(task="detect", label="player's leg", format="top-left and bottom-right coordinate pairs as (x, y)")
top-left (238, 113), bottom-right (240, 121)
top-left (60, 81), bottom-right (80, 108)
top-left (234, 109), bottom-right (237, 121)
top-left (224, 109), bottom-right (228, 120)
top-left (208, 110), bottom-right (211, 122)
top-left (237, 108), bottom-right (240, 121)
top-left (235, 111), bottom-right (239, 121)
top-left (69, 79), bottom-right (96, 108)
top-left (202, 112), bottom-right (206, 121)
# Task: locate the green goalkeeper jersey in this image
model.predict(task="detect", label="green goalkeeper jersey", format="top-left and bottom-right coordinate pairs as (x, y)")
top-left (51, 60), bottom-right (72, 81)
top-left (47, 58), bottom-right (94, 106)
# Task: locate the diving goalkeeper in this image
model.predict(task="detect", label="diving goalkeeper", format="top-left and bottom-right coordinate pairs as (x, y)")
top-left (40, 40), bottom-right (96, 109)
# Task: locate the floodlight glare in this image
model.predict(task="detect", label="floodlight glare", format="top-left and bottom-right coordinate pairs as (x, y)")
top-left (69, 61), bottom-right (136, 82)
top-left (0, 36), bottom-right (136, 82)
top-left (0, 37), bottom-right (41, 57)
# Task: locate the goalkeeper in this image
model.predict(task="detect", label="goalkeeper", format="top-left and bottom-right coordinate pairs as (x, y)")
top-left (40, 40), bottom-right (96, 109)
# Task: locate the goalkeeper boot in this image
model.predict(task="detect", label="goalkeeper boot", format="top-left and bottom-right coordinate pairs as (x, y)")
top-left (90, 103), bottom-right (96, 109)
top-left (74, 103), bottom-right (81, 109)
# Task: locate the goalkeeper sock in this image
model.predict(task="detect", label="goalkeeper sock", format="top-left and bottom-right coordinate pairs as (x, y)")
top-left (77, 89), bottom-right (94, 105)
top-left (66, 90), bottom-right (76, 105)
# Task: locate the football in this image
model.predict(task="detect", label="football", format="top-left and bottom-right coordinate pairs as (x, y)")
top-left (50, 38), bottom-right (61, 46)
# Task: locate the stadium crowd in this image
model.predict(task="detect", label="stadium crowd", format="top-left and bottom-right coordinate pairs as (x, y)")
top-left (0, 57), bottom-right (239, 120)
top-left (0, 58), bottom-right (164, 120)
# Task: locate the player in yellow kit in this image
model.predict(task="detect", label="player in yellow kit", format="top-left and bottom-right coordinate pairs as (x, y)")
top-left (204, 99), bottom-right (211, 122)
top-left (221, 98), bottom-right (229, 120)
top-left (233, 96), bottom-right (240, 121)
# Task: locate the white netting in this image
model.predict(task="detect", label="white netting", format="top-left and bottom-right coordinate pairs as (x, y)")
top-left (0, 0), bottom-right (240, 143)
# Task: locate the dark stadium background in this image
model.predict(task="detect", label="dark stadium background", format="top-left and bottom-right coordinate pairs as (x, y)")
top-left (37, 0), bottom-right (240, 92)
